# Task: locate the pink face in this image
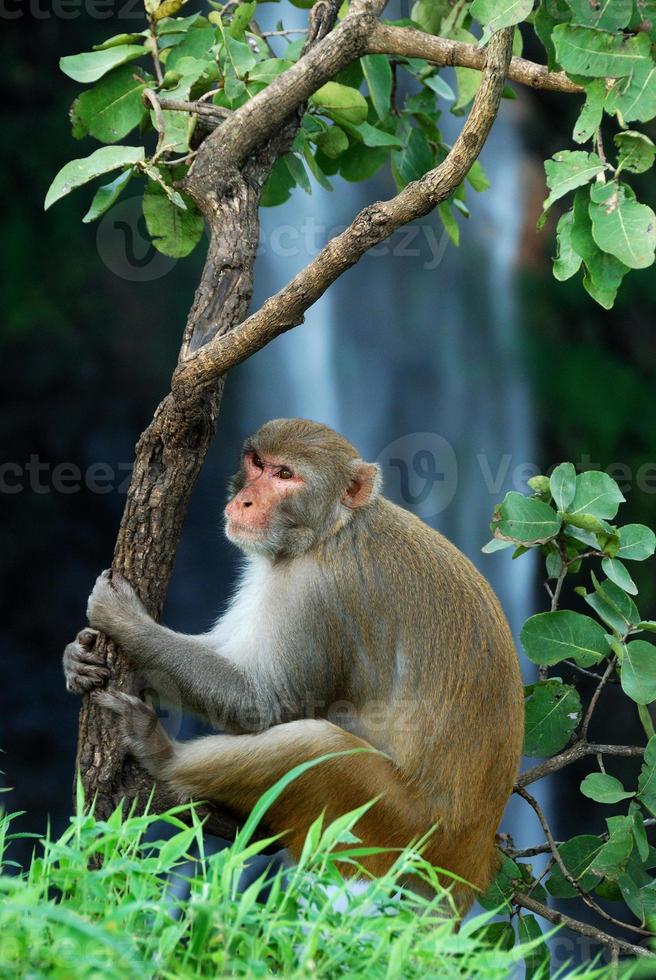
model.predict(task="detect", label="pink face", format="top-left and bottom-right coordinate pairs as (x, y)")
top-left (225, 451), bottom-right (305, 540)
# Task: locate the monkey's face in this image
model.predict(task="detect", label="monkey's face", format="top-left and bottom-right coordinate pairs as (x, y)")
top-left (225, 449), bottom-right (308, 556)
top-left (224, 419), bottom-right (382, 559)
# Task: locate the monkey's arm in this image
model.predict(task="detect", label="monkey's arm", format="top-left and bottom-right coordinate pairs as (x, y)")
top-left (82, 570), bottom-right (281, 731)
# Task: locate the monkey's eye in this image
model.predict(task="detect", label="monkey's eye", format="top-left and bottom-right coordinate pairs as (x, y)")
top-left (277, 466), bottom-right (294, 480)
top-left (252, 454), bottom-right (264, 469)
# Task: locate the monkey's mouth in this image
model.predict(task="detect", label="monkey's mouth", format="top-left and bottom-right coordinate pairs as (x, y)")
top-left (225, 518), bottom-right (267, 538)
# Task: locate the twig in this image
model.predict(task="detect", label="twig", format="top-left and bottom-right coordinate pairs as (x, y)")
top-left (143, 89), bottom-right (166, 157)
top-left (562, 659), bottom-right (619, 683)
top-left (580, 656), bottom-right (617, 740)
top-left (502, 842), bottom-right (556, 858)
top-left (262, 29), bottom-right (307, 37)
top-left (517, 742), bottom-right (645, 788)
top-left (159, 98), bottom-right (232, 119)
top-left (516, 786), bottom-right (653, 937)
top-left (148, 21), bottom-right (164, 87)
top-left (514, 892), bottom-right (655, 960)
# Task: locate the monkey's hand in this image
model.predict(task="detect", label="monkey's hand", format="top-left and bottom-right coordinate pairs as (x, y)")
top-left (87, 569), bottom-right (149, 641)
top-left (63, 628), bottom-right (110, 694)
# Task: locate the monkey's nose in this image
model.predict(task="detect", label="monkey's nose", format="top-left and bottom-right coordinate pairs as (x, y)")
top-left (243, 501), bottom-right (253, 508)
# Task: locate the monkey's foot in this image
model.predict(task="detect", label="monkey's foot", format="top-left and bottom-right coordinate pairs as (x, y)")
top-left (63, 628), bottom-right (108, 694)
top-left (94, 691), bottom-right (174, 774)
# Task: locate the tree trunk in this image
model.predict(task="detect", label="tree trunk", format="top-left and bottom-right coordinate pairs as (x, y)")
top-left (75, 140), bottom-right (280, 830)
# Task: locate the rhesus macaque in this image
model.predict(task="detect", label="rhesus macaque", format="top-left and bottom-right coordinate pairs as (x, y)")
top-left (63, 419), bottom-right (524, 911)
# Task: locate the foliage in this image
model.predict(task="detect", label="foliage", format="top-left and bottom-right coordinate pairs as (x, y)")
top-left (486, 463), bottom-right (656, 955)
top-left (44, 0), bottom-right (656, 306)
top-left (0, 774), bottom-right (606, 980)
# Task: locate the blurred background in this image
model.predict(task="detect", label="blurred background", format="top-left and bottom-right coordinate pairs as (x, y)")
top-left (2, 0), bottom-right (656, 965)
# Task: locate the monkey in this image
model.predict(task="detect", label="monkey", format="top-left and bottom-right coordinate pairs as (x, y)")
top-left (63, 418), bottom-right (524, 912)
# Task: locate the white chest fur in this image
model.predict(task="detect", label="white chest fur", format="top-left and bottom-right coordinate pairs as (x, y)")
top-left (206, 556), bottom-right (291, 669)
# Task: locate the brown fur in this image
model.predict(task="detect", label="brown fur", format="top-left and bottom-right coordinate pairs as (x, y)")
top-left (80, 419), bottom-right (524, 913)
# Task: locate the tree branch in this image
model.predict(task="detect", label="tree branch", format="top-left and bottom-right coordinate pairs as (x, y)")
top-left (514, 892), bottom-right (655, 960)
top-left (515, 786), bottom-right (653, 938)
top-left (517, 742), bottom-right (645, 787)
top-left (367, 24), bottom-right (583, 94)
top-left (173, 26), bottom-right (515, 403)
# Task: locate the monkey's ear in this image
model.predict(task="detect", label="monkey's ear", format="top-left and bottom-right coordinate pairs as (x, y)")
top-left (341, 461), bottom-right (382, 509)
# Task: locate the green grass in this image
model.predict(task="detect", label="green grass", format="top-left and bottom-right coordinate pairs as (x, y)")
top-left (0, 765), bottom-right (611, 979)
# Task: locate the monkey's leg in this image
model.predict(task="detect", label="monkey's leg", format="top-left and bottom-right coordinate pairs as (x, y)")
top-left (97, 694), bottom-right (486, 912)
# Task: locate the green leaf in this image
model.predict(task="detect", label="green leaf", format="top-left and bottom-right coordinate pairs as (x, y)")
top-left (573, 79), bottom-right (606, 144)
top-left (70, 66), bottom-right (150, 143)
top-left (437, 202), bottom-right (460, 246)
top-left (552, 210), bottom-right (582, 281)
top-left (580, 773), bottom-right (635, 804)
top-left (261, 156), bottom-right (296, 206)
top-left (550, 461), bottom-right (577, 511)
top-left (570, 187), bottom-right (629, 308)
top-left (315, 126), bottom-right (349, 159)
top-left (339, 144), bottom-right (389, 183)
top-left (622, 640), bottom-right (656, 705)
top-left (521, 610), bottom-right (610, 668)
top-left (542, 150), bottom-right (605, 214)
top-left (467, 159), bottom-right (490, 192)
top-left (618, 524), bottom-right (656, 561)
top-left (92, 32), bottom-right (145, 50)
top-left (166, 28), bottom-right (217, 70)
top-left (393, 128), bottom-right (434, 186)
top-left (523, 679), bottom-right (581, 757)
top-left (82, 168), bottom-right (133, 223)
top-left (248, 58), bottom-right (293, 84)
top-left (310, 82), bottom-right (368, 126)
top-left (606, 59), bottom-right (656, 123)
top-left (470, 0), bottom-right (533, 46)
top-left (492, 491), bottom-right (562, 546)
top-left (546, 835), bottom-right (603, 897)
top-left (425, 73), bottom-right (455, 101)
top-left (517, 914), bottom-right (550, 980)
top-left (589, 180), bottom-right (656, 270)
top-left (44, 145), bottom-right (145, 210)
top-left (566, 0), bottom-right (632, 31)
top-left (535, 0), bottom-right (572, 71)
top-left (451, 29), bottom-right (482, 112)
top-left (348, 122), bottom-right (403, 148)
top-left (142, 182), bottom-right (205, 258)
top-left (601, 557), bottom-right (638, 595)
top-left (615, 131), bottom-right (656, 174)
top-left (479, 854), bottom-right (523, 909)
top-left (630, 801), bottom-right (650, 862)
top-left (228, 0), bottom-right (256, 38)
top-left (638, 736), bottom-right (656, 815)
top-left (284, 153), bottom-right (311, 195)
top-left (222, 32), bottom-right (257, 76)
top-left (552, 24), bottom-right (651, 78)
top-left (592, 815), bottom-right (634, 877)
top-left (568, 469), bottom-right (625, 521)
top-left (585, 575), bottom-right (640, 634)
top-left (361, 55), bottom-right (392, 120)
top-left (60, 44), bottom-right (145, 84)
